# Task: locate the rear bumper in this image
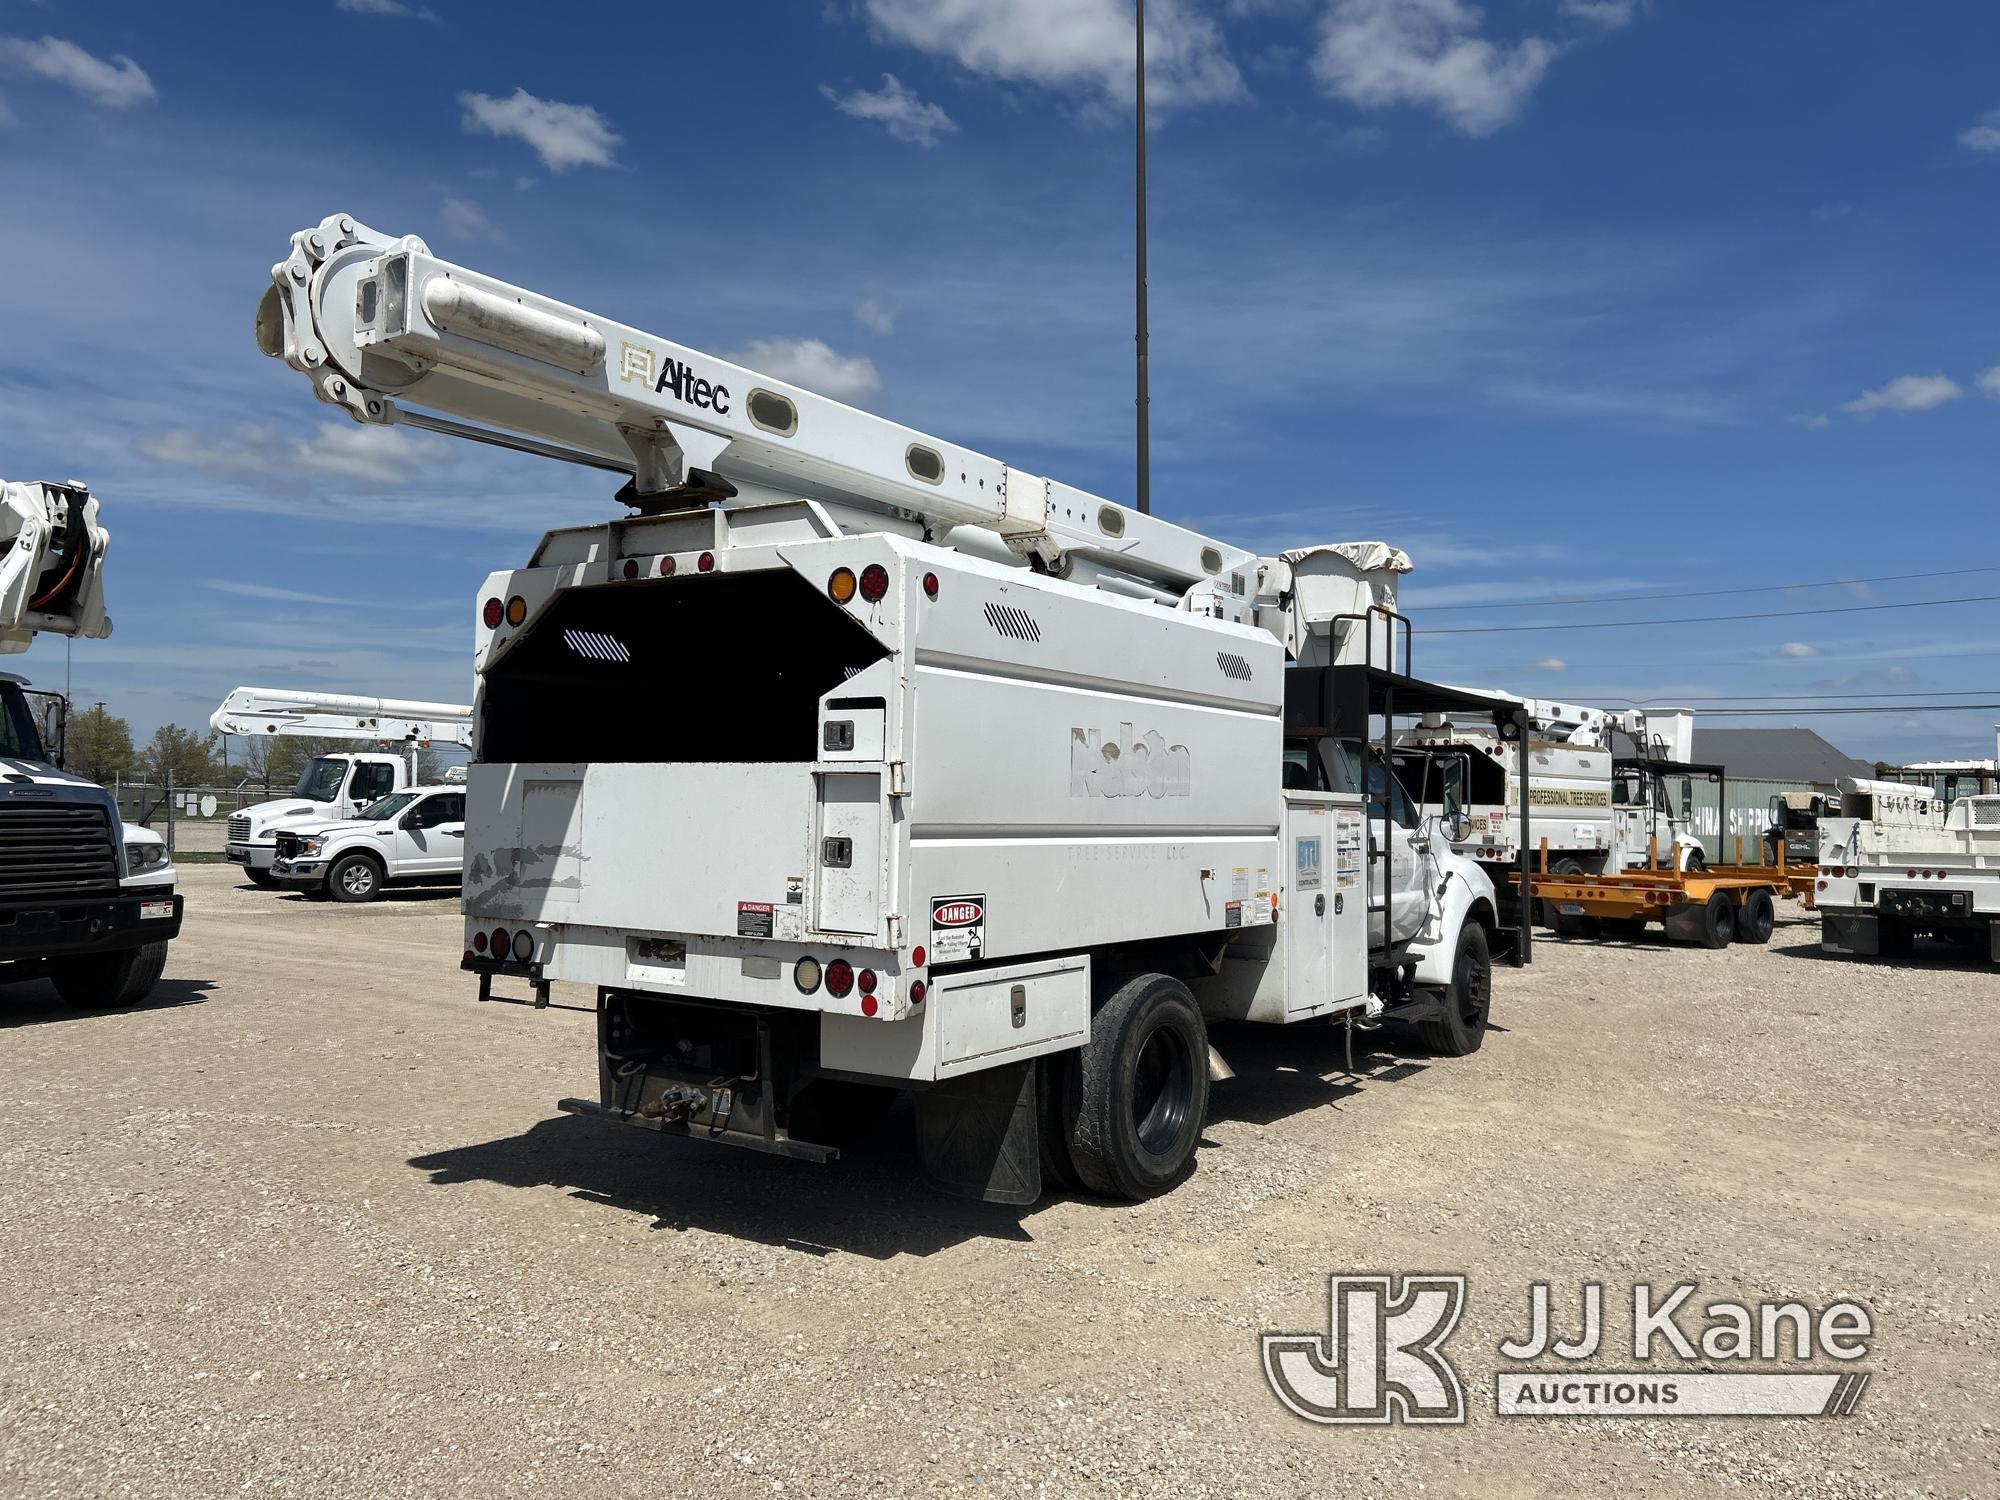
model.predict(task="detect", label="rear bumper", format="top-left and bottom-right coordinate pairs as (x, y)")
top-left (0, 892), bottom-right (183, 962)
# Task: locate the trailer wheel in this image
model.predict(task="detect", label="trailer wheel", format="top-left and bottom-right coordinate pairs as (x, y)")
top-left (326, 852), bottom-right (383, 903)
top-left (1067, 974), bottom-right (1208, 1201)
top-left (50, 941), bottom-right (169, 1009)
top-left (1545, 859), bottom-right (1596, 937)
top-left (1696, 890), bottom-right (1735, 949)
top-left (1418, 922), bottom-right (1492, 1057)
top-left (1736, 889), bottom-right (1776, 945)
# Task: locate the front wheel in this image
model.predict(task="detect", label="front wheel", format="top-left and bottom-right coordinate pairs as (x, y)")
top-left (50, 941), bottom-right (169, 1009)
top-left (1066, 973), bottom-right (1209, 1201)
top-left (327, 853), bottom-right (383, 903)
top-left (1418, 922), bottom-right (1492, 1056)
top-left (245, 867), bottom-right (277, 889)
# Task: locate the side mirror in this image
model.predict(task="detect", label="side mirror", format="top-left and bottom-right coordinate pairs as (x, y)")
top-left (1446, 811), bottom-right (1474, 843)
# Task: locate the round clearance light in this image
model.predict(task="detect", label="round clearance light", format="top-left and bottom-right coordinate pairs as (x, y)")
top-left (659, 555), bottom-right (676, 576)
top-left (911, 945), bottom-right (927, 968)
top-left (857, 968), bottom-right (878, 995)
top-left (922, 572), bottom-right (939, 600)
top-left (512, 929), bottom-right (535, 962)
top-left (908, 980), bottom-right (927, 1005)
top-left (472, 930), bottom-right (489, 953)
top-left (825, 959), bottom-right (854, 998)
top-left (860, 994), bottom-right (879, 1018)
top-left (482, 598), bottom-right (504, 629)
top-left (859, 564), bottom-right (890, 602)
top-left (828, 568), bottom-right (858, 604)
top-left (622, 559), bottom-right (639, 580)
top-left (490, 926), bottom-right (511, 957)
top-left (697, 551), bottom-right (716, 573)
top-left (505, 595), bottom-right (527, 626)
top-left (794, 957), bottom-right (823, 994)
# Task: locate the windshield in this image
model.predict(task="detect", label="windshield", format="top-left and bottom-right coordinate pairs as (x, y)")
top-left (0, 685), bottom-right (46, 762)
top-left (355, 791), bottom-right (420, 822)
top-left (292, 757), bottom-right (348, 801)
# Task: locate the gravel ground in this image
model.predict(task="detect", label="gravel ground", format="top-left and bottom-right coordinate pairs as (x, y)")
top-left (2, 866), bottom-right (1995, 1499)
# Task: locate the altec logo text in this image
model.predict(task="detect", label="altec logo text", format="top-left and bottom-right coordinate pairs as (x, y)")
top-left (655, 356), bottom-right (730, 415)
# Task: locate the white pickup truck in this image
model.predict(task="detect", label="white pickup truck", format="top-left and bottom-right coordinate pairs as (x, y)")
top-left (224, 752), bottom-right (408, 883)
top-left (268, 785), bottom-right (466, 902)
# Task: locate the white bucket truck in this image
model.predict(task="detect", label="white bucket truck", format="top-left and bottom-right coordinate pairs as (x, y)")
top-left (255, 213), bottom-right (1516, 1201)
top-left (0, 479), bottom-right (181, 1007)
top-left (1818, 764), bottom-right (2000, 963)
top-left (212, 686), bottom-right (471, 884)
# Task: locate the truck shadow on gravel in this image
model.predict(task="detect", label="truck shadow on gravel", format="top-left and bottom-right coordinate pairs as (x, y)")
top-left (0, 976), bottom-right (216, 1028)
top-left (1773, 937), bottom-right (1998, 972)
top-left (404, 1023), bottom-right (1459, 1256)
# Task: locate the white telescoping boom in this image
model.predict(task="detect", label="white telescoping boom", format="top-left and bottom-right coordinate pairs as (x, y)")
top-left (210, 686), bottom-right (473, 750)
top-left (0, 479), bottom-right (112, 654)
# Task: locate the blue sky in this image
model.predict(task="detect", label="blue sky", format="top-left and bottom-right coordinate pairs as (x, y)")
top-left (1, 0), bottom-right (1996, 763)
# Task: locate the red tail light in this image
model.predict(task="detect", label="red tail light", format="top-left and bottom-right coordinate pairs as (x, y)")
top-left (922, 572), bottom-right (939, 600)
top-left (482, 598), bottom-right (504, 628)
top-left (858, 968), bottom-right (878, 995)
top-left (909, 980), bottom-right (927, 1004)
top-left (490, 926), bottom-right (510, 956)
top-left (621, 558), bottom-right (639, 580)
top-left (860, 994), bottom-right (879, 1018)
top-left (698, 551), bottom-right (716, 573)
top-left (825, 960), bottom-right (854, 998)
top-left (472, 930), bottom-right (489, 953)
top-left (859, 564), bottom-right (890, 602)
top-left (659, 555), bottom-right (676, 576)
top-left (911, 945), bottom-right (926, 967)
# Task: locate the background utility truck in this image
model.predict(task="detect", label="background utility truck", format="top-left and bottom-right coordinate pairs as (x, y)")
top-left (1403, 697), bottom-right (1708, 928)
top-left (0, 479), bottom-right (181, 1007)
top-left (257, 211), bottom-right (1518, 1203)
top-left (1818, 775), bottom-right (2000, 962)
top-left (212, 686), bottom-right (470, 883)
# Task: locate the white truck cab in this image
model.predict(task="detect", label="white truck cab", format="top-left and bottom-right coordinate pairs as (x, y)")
top-left (268, 785), bottom-right (467, 901)
top-left (0, 477), bottom-right (183, 1008)
top-left (224, 752), bottom-right (407, 882)
top-left (1819, 777), bottom-right (2000, 962)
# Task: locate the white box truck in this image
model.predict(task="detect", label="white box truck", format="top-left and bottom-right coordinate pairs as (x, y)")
top-left (1818, 775), bottom-right (2000, 962)
top-left (256, 213), bottom-right (1519, 1201)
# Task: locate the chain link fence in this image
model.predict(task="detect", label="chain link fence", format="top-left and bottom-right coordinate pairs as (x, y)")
top-left (113, 782), bottom-right (269, 854)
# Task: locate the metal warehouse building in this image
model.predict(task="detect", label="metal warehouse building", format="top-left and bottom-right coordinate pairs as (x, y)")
top-left (1685, 727), bottom-right (1876, 861)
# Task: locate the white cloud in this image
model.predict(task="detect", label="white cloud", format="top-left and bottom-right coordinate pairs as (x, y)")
top-left (725, 338), bottom-right (882, 405)
top-left (854, 297), bottom-right (896, 335)
top-left (860, 0), bottom-right (1244, 112)
top-left (1959, 109), bottom-right (2000, 152)
top-left (1977, 366), bottom-right (2000, 399)
top-left (822, 73), bottom-right (958, 147)
top-left (459, 88), bottom-right (620, 172)
top-left (1312, 0), bottom-right (1557, 136)
top-left (1560, 0), bottom-right (1639, 28)
top-left (1777, 641), bottom-right (1819, 659)
top-left (1839, 373), bottom-right (1963, 417)
top-left (0, 35), bottom-right (156, 109)
top-left (335, 0), bottom-right (438, 19)
top-left (136, 422), bottom-right (451, 489)
top-left (440, 194), bottom-right (505, 244)
top-left (1531, 656), bottom-right (1566, 672)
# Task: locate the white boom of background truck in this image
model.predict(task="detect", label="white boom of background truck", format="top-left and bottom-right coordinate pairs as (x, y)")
top-left (212, 686), bottom-right (471, 883)
top-left (0, 479), bottom-right (181, 1007)
top-left (255, 212), bottom-right (1529, 1202)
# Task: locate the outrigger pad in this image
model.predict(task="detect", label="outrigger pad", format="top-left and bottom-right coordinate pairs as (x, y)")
top-left (913, 1060), bottom-right (1041, 1206)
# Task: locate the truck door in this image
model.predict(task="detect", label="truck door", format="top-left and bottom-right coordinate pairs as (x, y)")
top-left (398, 791), bottom-right (465, 875)
top-left (344, 759), bottom-right (397, 817)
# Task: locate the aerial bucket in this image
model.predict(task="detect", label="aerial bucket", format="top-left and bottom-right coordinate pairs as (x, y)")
top-left (1281, 541), bottom-right (1413, 669)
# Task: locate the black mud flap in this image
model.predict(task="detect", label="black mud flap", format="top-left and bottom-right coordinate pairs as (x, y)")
top-left (913, 1059), bottom-right (1042, 1206)
top-left (1821, 912), bottom-right (1879, 956)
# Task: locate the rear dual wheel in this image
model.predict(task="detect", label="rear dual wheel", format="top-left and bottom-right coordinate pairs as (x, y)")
top-left (1054, 973), bottom-right (1209, 1202)
top-left (51, 941), bottom-right (169, 1009)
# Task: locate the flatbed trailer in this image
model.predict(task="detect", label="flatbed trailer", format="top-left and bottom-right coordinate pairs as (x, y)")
top-left (1705, 834), bottom-right (1818, 908)
top-left (1512, 837), bottom-right (1788, 947)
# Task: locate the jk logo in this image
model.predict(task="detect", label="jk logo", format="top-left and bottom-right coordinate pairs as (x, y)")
top-left (1262, 1274), bottom-right (1467, 1425)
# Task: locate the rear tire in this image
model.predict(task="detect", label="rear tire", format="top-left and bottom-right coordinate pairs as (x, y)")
top-left (1418, 922), bottom-right (1492, 1057)
top-left (1736, 889), bottom-right (1776, 945)
top-left (1696, 890), bottom-right (1735, 949)
top-left (245, 868), bottom-right (277, 888)
top-left (327, 853), bottom-right (383, 903)
top-left (1546, 859), bottom-right (1595, 937)
top-left (1067, 974), bottom-right (1208, 1201)
top-left (50, 941), bottom-right (168, 1009)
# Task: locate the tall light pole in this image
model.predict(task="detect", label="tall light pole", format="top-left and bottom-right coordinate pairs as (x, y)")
top-left (1135, 0), bottom-right (1151, 514)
